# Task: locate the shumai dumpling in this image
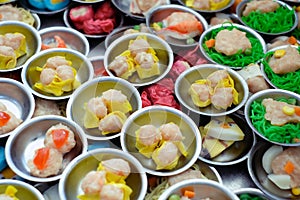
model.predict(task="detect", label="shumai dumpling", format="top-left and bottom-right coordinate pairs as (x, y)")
top-left (83, 97), bottom-right (108, 129)
top-left (159, 122), bottom-right (188, 157)
top-left (189, 79), bottom-right (213, 107)
top-left (152, 141), bottom-right (180, 170)
top-left (3, 33), bottom-right (27, 58)
top-left (0, 46), bottom-right (17, 70)
top-left (80, 171), bottom-right (107, 195)
top-left (134, 50), bottom-right (160, 80)
top-left (135, 124), bottom-right (161, 158)
top-left (207, 70), bottom-right (231, 88)
top-left (98, 111), bottom-right (127, 135)
top-left (108, 50), bottom-right (136, 80)
top-left (101, 89), bottom-right (132, 114)
top-left (97, 158), bottom-right (131, 184)
top-left (99, 183), bottom-right (132, 200)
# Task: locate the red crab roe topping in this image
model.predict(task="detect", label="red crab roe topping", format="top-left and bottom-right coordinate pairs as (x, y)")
top-left (51, 129), bottom-right (69, 148)
top-left (33, 147), bottom-right (50, 170)
top-left (0, 111), bottom-right (10, 127)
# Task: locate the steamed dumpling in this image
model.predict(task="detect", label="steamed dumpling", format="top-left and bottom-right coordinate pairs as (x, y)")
top-left (101, 89), bottom-right (132, 114)
top-left (135, 124), bottom-right (161, 158)
top-left (80, 171), bottom-right (107, 195)
top-left (99, 183), bottom-right (132, 200)
top-left (108, 51), bottom-right (136, 80)
top-left (98, 111), bottom-right (127, 135)
top-left (152, 141), bottom-right (180, 170)
top-left (189, 79), bottom-right (212, 107)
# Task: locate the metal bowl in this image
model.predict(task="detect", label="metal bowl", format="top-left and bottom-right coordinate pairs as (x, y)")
top-left (18, 0), bottom-right (70, 15)
top-left (198, 113), bottom-right (256, 166)
top-left (0, 21), bottom-right (41, 72)
top-left (199, 23), bottom-right (267, 69)
top-left (236, 0), bottom-right (298, 36)
top-left (175, 64), bottom-right (249, 117)
top-left (39, 26), bottom-right (90, 56)
top-left (176, 0), bottom-right (235, 14)
top-left (234, 187), bottom-right (268, 199)
top-left (111, 0), bottom-right (170, 21)
top-left (5, 115), bottom-right (88, 183)
top-left (158, 179), bottom-right (239, 200)
top-left (72, 0), bottom-right (105, 3)
top-left (248, 142), bottom-right (298, 199)
top-left (104, 32), bottom-right (174, 87)
top-left (66, 76), bottom-right (142, 141)
top-left (120, 105), bottom-right (201, 177)
top-left (0, 179), bottom-right (45, 199)
top-left (58, 148), bottom-right (148, 200)
top-left (244, 89), bottom-right (300, 146)
top-left (146, 4), bottom-right (208, 48)
top-left (63, 1), bottom-right (124, 39)
top-left (0, 78), bottom-right (35, 138)
top-left (261, 45), bottom-right (300, 95)
top-left (21, 48), bottom-right (94, 100)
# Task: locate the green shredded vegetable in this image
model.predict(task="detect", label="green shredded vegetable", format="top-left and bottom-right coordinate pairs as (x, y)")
top-left (262, 48), bottom-right (300, 94)
top-left (250, 98), bottom-right (300, 144)
top-left (239, 193), bottom-right (267, 200)
top-left (291, 28), bottom-right (300, 39)
top-left (202, 24), bottom-right (264, 68)
top-left (241, 6), bottom-right (295, 34)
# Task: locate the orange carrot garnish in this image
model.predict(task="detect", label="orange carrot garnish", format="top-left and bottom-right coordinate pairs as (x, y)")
top-left (288, 36), bottom-right (297, 45)
top-left (0, 111), bottom-right (10, 127)
top-left (54, 35), bottom-right (67, 48)
top-left (183, 189), bottom-right (195, 198)
top-left (284, 161), bottom-right (295, 174)
top-left (51, 129), bottom-right (69, 148)
top-left (295, 107), bottom-right (300, 116)
top-left (33, 147), bottom-right (50, 170)
top-left (205, 39), bottom-right (215, 48)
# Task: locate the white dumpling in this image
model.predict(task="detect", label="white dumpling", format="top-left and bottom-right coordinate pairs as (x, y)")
top-left (159, 122), bottom-right (183, 141)
top-left (81, 171), bottom-right (106, 195)
top-left (86, 97), bottom-right (107, 119)
top-left (99, 184), bottom-right (124, 200)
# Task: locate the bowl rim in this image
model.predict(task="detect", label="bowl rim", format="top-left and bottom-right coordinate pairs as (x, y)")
top-left (103, 32), bottom-right (174, 87)
top-left (175, 64), bottom-right (250, 117)
top-left (58, 148), bottom-right (148, 200)
top-left (0, 179), bottom-right (45, 199)
top-left (158, 179), bottom-right (240, 200)
top-left (145, 4), bottom-right (209, 48)
top-left (20, 47), bottom-right (94, 101)
top-left (5, 115), bottom-right (88, 183)
top-left (66, 76), bottom-right (142, 141)
top-left (38, 26), bottom-right (90, 56)
top-left (260, 44), bottom-right (299, 92)
top-left (244, 88), bottom-right (300, 146)
top-left (0, 77), bottom-right (35, 138)
top-left (63, 2), bottom-right (124, 39)
top-left (104, 25), bottom-right (134, 49)
top-left (0, 20), bottom-right (42, 73)
top-left (176, 0), bottom-right (235, 13)
top-left (120, 105), bottom-right (202, 177)
top-left (236, 0), bottom-right (298, 36)
top-left (199, 23), bottom-right (267, 69)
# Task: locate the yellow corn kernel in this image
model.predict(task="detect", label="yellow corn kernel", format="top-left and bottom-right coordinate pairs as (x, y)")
top-left (292, 187), bottom-right (300, 196)
top-left (274, 49), bottom-right (286, 58)
top-left (282, 106), bottom-right (295, 116)
top-left (152, 23), bottom-right (162, 31)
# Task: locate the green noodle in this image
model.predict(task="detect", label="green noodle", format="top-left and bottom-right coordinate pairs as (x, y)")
top-left (250, 98), bottom-right (300, 144)
top-left (239, 193), bottom-right (267, 200)
top-left (262, 48), bottom-right (300, 94)
top-left (202, 24), bottom-right (264, 68)
top-left (241, 6), bottom-right (295, 33)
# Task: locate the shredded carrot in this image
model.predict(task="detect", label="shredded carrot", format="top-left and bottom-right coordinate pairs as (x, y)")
top-left (205, 39), bottom-right (215, 48)
top-left (288, 36), bottom-right (297, 45)
top-left (183, 190), bottom-right (195, 198)
top-left (295, 107), bottom-right (300, 116)
top-left (284, 161), bottom-right (295, 174)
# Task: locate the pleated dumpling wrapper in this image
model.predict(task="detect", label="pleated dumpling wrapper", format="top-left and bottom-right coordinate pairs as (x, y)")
top-left (152, 141), bottom-right (181, 170)
top-left (135, 124), bottom-right (161, 158)
top-left (101, 89), bottom-right (132, 114)
top-left (189, 79), bottom-right (213, 107)
top-left (0, 185), bottom-right (19, 200)
top-left (98, 111), bottom-right (127, 135)
top-left (32, 56), bottom-right (81, 96)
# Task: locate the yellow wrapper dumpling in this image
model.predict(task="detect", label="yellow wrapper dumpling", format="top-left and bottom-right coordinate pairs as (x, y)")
top-left (101, 89), bottom-right (132, 114)
top-left (189, 79), bottom-right (213, 107)
top-left (0, 49), bottom-right (16, 70)
top-left (135, 124), bottom-right (161, 158)
top-left (83, 105), bottom-right (101, 129)
top-left (10, 33), bottom-right (27, 58)
top-left (210, 0), bottom-right (231, 10)
top-left (98, 111), bottom-right (127, 135)
top-left (152, 141), bottom-right (180, 170)
top-left (134, 49), bottom-right (160, 80)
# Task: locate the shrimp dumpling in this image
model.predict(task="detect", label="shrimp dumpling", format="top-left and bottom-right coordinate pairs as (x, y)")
top-left (0, 102), bottom-right (22, 135)
top-left (84, 97), bottom-right (107, 129)
top-left (134, 51), bottom-right (160, 79)
top-left (80, 171), bottom-right (107, 195)
top-left (27, 147), bottom-right (63, 178)
top-left (44, 123), bottom-right (76, 154)
top-left (99, 183), bottom-right (132, 200)
top-left (108, 51), bottom-right (136, 80)
top-left (45, 56), bottom-right (71, 69)
top-left (189, 79), bottom-right (212, 107)
top-left (135, 124), bottom-right (161, 158)
top-left (0, 46), bottom-right (16, 70)
top-left (97, 158), bottom-right (131, 183)
top-left (101, 89), bottom-right (132, 114)
top-left (152, 141), bottom-right (180, 170)
top-left (98, 111), bottom-right (127, 135)
top-left (4, 33), bottom-right (27, 58)
top-left (128, 37), bottom-right (150, 57)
